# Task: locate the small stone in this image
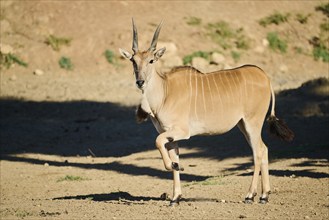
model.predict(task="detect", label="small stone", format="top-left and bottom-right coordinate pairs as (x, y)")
top-left (304, 216), bottom-right (310, 219)
top-left (9, 75), bottom-right (17, 81)
top-left (289, 174), bottom-right (296, 178)
top-left (162, 55), bottom-right (182, 69)
top-left (34, 69), bottom-right (44, 76)
top-left (160, 193), bottom-right (169, 200)
top-left (279, 64), bottom-right (288, 73)
top-left (239, 214), bottom-right (247, 219)
top-left (262, 38), bottom-right (269, 47)
top-left (192, 57), bottom-right (208, 72)
top-left (221, 199), bottom-right (226, 203)
top-left (211, 52), bottom-right (225, 64)
top-left (0, 43), bottom-right (14, 54)
top-left (157, 42), bottom-right (178, 56)
top-left (44, 163), bottom-right (49, 167)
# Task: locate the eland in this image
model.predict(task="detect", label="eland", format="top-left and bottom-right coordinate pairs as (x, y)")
top-left (119, 19), bottom-right (294, 206)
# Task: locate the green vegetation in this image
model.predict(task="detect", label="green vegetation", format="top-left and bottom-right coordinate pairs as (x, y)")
top-left (58, 56), bottom-right (73, 70)
top-left (57, 175), bottom-right (89, 182)
top-left (315, 2), bottom-right (329, 17)
top-left (185, 16), bottom-right (202, 26)
top-left (295, 13), bottom-right (311, 24)
top-left (320, 22), bottom-right (329, 31)
top-left (184, 175), bottom-right (224, 187)
top-left (104, 49), bottom-right (116, 64)
top-left (206, 21), bottom-right (250, 50)
top-left (294, 46), bottom-right (304, 54)
top-left (267, 32), bottom-right (288, 53)
top-left (0, 52), bottom-right (28, 68)
top-left (183, 50), bottom-right (211, 65)
top-left (14, 209), bottom-right (34, 218)
top-left (309, 21), bottom-right (329, 62)
top-left (45, 35), bottom-right (71, 51)
top-left (259, 11), bottom-right (290, 27)
top-left (231, 51), bottom-right (241, 62)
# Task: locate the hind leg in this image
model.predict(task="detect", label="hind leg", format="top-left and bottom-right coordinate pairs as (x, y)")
top-left (238, 119), bottom-right (271, 203)
top-left (259, 141), bottom-right (271, 203)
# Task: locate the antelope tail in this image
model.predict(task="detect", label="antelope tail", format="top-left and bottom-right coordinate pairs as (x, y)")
top-left (267, 83), bottom-right (295, 142)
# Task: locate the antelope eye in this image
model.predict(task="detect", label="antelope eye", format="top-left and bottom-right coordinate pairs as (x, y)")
top-left (149, 59), bottom-right (154, 64)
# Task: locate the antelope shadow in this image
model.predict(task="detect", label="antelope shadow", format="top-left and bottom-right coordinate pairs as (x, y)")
top-left (1, 78), bottom-right (328, 179)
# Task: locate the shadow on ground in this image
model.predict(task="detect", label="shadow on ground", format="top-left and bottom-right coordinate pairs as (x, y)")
top-left (53, 191), bottom-right (219, 204)
top-left (1, 78), bottom-right (328, 179)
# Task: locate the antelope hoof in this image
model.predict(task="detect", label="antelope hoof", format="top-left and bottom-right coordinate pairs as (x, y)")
top-left (171, 162), bottom-right (184, 171)
top-left (259, 197), bottom-right (269, 204)
top-left (169, 195), bottom-right (182, 207)
top-left (244, 197), bottom-right (254, 204)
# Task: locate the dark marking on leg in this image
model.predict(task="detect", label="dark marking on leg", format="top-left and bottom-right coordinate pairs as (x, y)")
top-left (171, 162), bottom-right (184, 171)
top-left (244, 193), bottom-right (257, 204)
top-left (167, 137), bottom-right (174, 142)
top-left (169, 195), bottom-right (182, 207)
top-left (259, 191), bottom-right (270, 204)
top-left (244, 197), bottom-right (254, 204)
top-left (259, 196), bottom-right (269, 204)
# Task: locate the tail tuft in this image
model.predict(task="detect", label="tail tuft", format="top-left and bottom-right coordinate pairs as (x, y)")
top-left (267, 115), bottom-right (294, 142)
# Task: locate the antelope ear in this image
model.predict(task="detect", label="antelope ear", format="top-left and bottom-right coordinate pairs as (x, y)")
top-left (119, 48), bottom-right (132, 60)
top-left (154, 47), bottom-right (166, 60)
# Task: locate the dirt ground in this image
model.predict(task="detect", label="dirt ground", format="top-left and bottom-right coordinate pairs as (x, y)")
top-left (1, 1), bottom-right (329, 219)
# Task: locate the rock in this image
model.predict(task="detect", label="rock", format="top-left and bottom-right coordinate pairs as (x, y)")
top-left (160, 193), bottom-right (169, 200)
top-left (262, 38), bottom-right (269, 47)
top-left (9, 75), bottom-right (17, 81)
top-left (279, 64), bottom-right (288, 73)
top-left (221, 199), bottom-right (226, 203)
top-left (157, 42), bottom-right (178, 56)
top-left (0, 43), bottom-right (14, 54)
top-left (192, 57), bottom-right (208, 72)
top-left (211, 52), bottom-right (226, 64)
top-left (304, 216), bottom-right (310, 219)
top-left (162, 55), bottom-right (183, 70)
top-left (34, 69), bottom-right (44, 76)
top-left (44, 163), bottom-right (49, 167)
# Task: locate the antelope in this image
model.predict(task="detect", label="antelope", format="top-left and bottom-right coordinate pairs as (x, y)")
top-left (119, 19), bottom-right (294, 206)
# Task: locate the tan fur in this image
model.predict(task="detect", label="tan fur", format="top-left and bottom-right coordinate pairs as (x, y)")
top-left (120, 21), bottom-right (283, 204)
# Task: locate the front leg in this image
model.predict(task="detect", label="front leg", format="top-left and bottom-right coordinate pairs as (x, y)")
top-left (167, 142), bottom-right (182, 206)
top-left (155, 128), bottom-right (189, 171)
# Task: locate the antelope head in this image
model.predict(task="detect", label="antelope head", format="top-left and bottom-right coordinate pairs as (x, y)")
top-left (119, 19), bottom-right (166, 90)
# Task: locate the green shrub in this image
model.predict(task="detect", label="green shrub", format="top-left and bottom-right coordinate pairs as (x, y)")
top-left (315, 3), bottom-right (329, 17)
top-left (296, 13), bottom-right (311, 24)
top-left (57, 175), bottom-right (89, 182)
top-left (185, 16), bottom-right (202, 26)
top-left (0, 52), bottom-right (28, 68)
top-left (59, 56), bottom-right (73, 70)
top-left (313, 46), bottom-right (329, 62)
top-left (320, 22), bottom-right (329, 31)
top-left (206, 21), bottom-right (250, 50)
top-left (104, 49), bottom-right (116, 64)
top-left (183, 51), bottom-right (211, 65)
top-left (267, 32), bottom-right (288, 53)
top-left (259, 11), bottom-right (290, 27)
top-left (45, 35), bottom-right (71, 51)
top-left (231, 51), bottom-right (241, 62)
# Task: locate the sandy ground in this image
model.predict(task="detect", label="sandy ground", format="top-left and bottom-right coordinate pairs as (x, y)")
top-left (1, 1), bottom-right (329, 219)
